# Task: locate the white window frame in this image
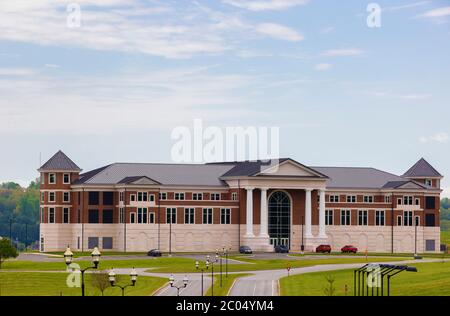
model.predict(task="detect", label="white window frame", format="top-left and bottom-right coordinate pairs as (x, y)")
top-left (397, 198), bottom-right (402, 205)
top-left (175, 192), bottom-right (185, 200)
top-left (41, 192), bottom-right (45, 202)
top-left (325, 209), bottom-right (333, 225)
top-left (397, 215), bottom-right (403, 226)
top-left (425, 179), bottom-right (433, 187)
top-left (341, 210), bottom-right (351, 226)
top-left (358, 210), bottom-right (368, 226)
top-left (48, 191), bottom-right (56, 203)
top-left (63, 207), bottom-right (70, 224)
top-left (137, 192), bottom-right (148, 202)
top-left (166, 208), bottom-right (177, 224)
top-left (403, 196), bottom-right (414, 206)
top-left (211, 193), bottom-right (221, 201)
top-left (149, 194), bottom-right (155, 202)
top-left (149, 212), bottom-right (155, 224)
top-left (119, 192), bottom-right (124, 202)
top-left (220, 208), bottom-right (231, 224)
top-left (63, 173), bottom-right (70, 184)
top-left (231, 192), bottom-right (237, 201)
top-left (375, 210), bottom-right (385, 226)
top-left (329, 195), bottom-right (339, 203)
top-left (193, 193), bottom-right (203, 201)
top-left (137, 207), bottom-right (148, 224)
top-left (363, 196), bottom-right (374, 203)
top-left (130, 212), bottom-right (136, 224)
top-left (130, 194), bottom-right (136, 202)
top-left (415, 198), bottom-right (420, 206)
top-left (159, 192), bottom-right (167, 200)
top-left (48, 207), bottom-right (55, 224)
top-left (184, 208), bottom-right (195, 224)
top-left (119, 207), bottom-right (125, 223)
top-left (63, 191), bottom-right (70, 203)
top-left (415, 215), bottom-right (420, 226)
top-left (203, 208), bottom-right (213, 224)
top-left (48, 173), bottom-right (56, 184)
top-left (40, 207), bottom-right (45, 223)
top-left (403, 211), bottom-right (413, 226)
top-left (346, 195), bottom-right (357, 203)
top-left (384, 195), bottom-right (391, 203)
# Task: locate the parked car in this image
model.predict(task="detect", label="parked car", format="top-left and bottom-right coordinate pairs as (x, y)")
top-left (147, 249), bottom-right (162, 257)
top-left (239, 246), bottom-right (253, 254)
top-left (341, 245), bottom-right (358, 254)
top-left (274, 245), bottom-right (289, 253)
top-left (316, 244), bottom-right (332, 253)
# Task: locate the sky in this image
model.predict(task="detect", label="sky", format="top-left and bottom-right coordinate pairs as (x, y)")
top-left (0, 0), bottom-right (449, 197)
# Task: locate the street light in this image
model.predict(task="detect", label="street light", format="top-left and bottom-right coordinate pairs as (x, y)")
top-left (169, 274), bottom-right (189, 296)
top-left (207, 254), bottom-right (219, 296)
top-left (108, 268), bottom-right (138, 296)
top-left (64, 246), bottom-right (101, 296)
top-left (195, 260), bottom-right (210, 296)
top-left (222, 247), bottom-right (231, 279)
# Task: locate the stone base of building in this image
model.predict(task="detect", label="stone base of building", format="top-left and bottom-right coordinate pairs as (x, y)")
top-left (242, 235), bottom-right (273, 252)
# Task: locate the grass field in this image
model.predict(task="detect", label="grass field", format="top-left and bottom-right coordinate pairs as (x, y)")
top-left (279, 261), bottom-right (450, 296)
top-left (205, 273), bottom-right (251, 296)
top-left (0, 272), bottom-right (167, 296)
top-left (442, 231), bottom-right (450, 247)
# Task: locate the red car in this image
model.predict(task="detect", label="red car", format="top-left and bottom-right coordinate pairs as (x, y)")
top-left (316, 245), bottom-right (332, 253)
top-left (341, 245), bottom-right (358, 253)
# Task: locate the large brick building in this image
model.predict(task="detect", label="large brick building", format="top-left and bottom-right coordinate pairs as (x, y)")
top-left (38, 151), bottom-right (443, 253)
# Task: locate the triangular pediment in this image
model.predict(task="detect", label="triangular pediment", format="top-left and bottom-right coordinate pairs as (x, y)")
top-left (257, 159), bottom-right (327, 178)
top-left (397, 181), bottom-right (426, 190)
top-left (131, 177), bottom-right (159, 185)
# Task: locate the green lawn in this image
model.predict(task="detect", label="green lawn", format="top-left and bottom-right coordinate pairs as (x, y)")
top-left (45, 251), bottom-right (147, 258)
top-left (280, 261), bottom-right (450, 296)
top-left (441, 231), bottom-right (450, 247)
top-left (0, 272), bottom-right (167, 296)
top-left (205, 273), bottom-right (252, 296)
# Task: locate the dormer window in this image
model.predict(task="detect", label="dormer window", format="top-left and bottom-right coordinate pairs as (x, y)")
top-left (425, 179), bottom-right (433, 187)
top-left (48, 173), bottom-right (56, 184)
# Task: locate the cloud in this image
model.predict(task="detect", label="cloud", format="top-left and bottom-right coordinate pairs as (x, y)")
top-left (384, 1), bottom-right (431, 12)
top-left (0, 0), bottom-right (304, 59)
top-left (314, 63), bottom-right (332, 71)
top-left (419, 132), bottom-right (449, 144)
top-left (320, 26), bottom-right (335, 34)
top-left (443, 187), bottom-right (450, 198)
top-left (421, 6), bottom-right (450, 18)
top-left (44, 64), bottom-right (61, 68)
top-left (222, 0), bottom-right (308, 11)
top-left (255, 23), bottom-right (303, 42)
top-left (321, 48), bottom-right (364, 57)
top-left (0, 68), bottom-right (37, 76)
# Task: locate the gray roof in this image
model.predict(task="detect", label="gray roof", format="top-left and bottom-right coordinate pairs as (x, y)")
top-left (312, 167), bottom-right (406, 189)
top-left (75, 163), bottom-right (236, 186)
top-left (403, 158), bottom-right (442, 178)
top-left (39, 150), bottom-right (81, 172)
top-left (382, 180), bottom-right (428, 189)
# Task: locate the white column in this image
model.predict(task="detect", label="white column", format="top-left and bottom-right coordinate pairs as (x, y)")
top-left (245, 187), bottom-right (254, 237)
top-left (305, 188), bottom-right (313, 238)
top-left (318, 189), bottom-right (327, 238)
top-left (259, 188), bottom-right (269, 238)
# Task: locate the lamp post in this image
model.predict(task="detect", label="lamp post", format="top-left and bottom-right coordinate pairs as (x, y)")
top-left (169, 274), bottom-right (188, 296)
top-left (195, 260), bottom-right (209, 296)
top-left (64, 246), bottom-right (101, 296)
top-left (223, 247), bottom-right (230, 279)
top-left (108, 268), bottom-right (138, 296)
top-left (207, 254), bottom-right (219, 296)
top-left (216, 249), bottom-right (223, 287)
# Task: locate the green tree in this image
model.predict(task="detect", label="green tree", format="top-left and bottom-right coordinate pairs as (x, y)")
top-left (0, 238), bottom-right (18, 269)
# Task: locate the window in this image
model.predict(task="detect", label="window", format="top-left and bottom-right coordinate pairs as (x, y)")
top-left (203, 208), bottom-right (213, 224)
top-left (149, 212), bottom-right (155, 224)
top-left (88, 209), bottom-right (99, 223)
top-left (40, 208), bottom-right (45, 223)
top-left (231, 192), bottom-right (237, 201)
top-left (41, 192), bottom-right (45, 202)
top-left (63, 192), bottom-right (70, 203)
top-left (63, 208), bottom-right (70, 224)
top-left (184, 208), bottom-right (195, 224)
top-left (425, 197), bottom-right (436, 210)
top-left (103, 192), bottom-right (114, 205)
top-left (397, 215), bottom-right (402, 226)
top-left (358, 210), bottom-right (368, 226)
top-left (403, 196), bottom-right (413, 205)
top-left (329, 195), bottom-right (339, 203)
top-left (341, 210), bottom-right (351, 226)
top-left (174, 193), bottom-right (185, 200)
top-left (130, 212), bottom-right (136, 224)
top-left (415, 216), bottom-right (420, 226)
top-left (221, 208), bottom-right (231, 224)
top-left (149, 194), bottom-right (155, 202)
top-left (375, 210), bottom-right (385, 226)
top-left (137, 192), bottom-right (148, 202)
top-left (130, 194), bottom-right (136, 202)
top-left (119, 192), bottom-right (124, 202)
top-left (397, 198), bottom-right (402, 205)
top-left (346, 196), bottom-right (356, 203)
top-left (103, 237), bottom-right (113, 250)
top-left (41, 176), bottom-right (44, 185)
top-left (211, 193), bottom-right (221, 201)
top-left (88, 237), bottom-right (99, 249)
top-left (49, 208), bottom-right (55, 223)
top-left (103, 209), bottom-right (113, 223)
top-left (48, 173), bottom-right (56, 184)
top-left (425, 214), bottom-right (435, 227)
top-left (425, 240), bottom-right (436, 251)
top-left (363, 196), bottom-right (373, 203)
top-left (325, 210), bottom-right (333, 225)
top-left (403, 211), bottom-right (413, 226)
top-left (63, 173), bottom-right (70, 184)
top-left (385, 195), bottom-right (391, 203)
top-left (193, 193), bottom-right (203, 201)
top-left (166, 208), bottom-right (177, 224)
top-left (119, 207), bottom-right (125, 224)
top-left (88, 192), bottom-right (99, 205)
top-left (159, 192), bottom-right (167, 200)
top-left (137, 208), bottom-right (148, 224)
top-left (415, 198), bottom-right (420, 206)
top-left (425, 179), bottom-right (433, 187)
top-left (49, 192), bottom-right (55, 202)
